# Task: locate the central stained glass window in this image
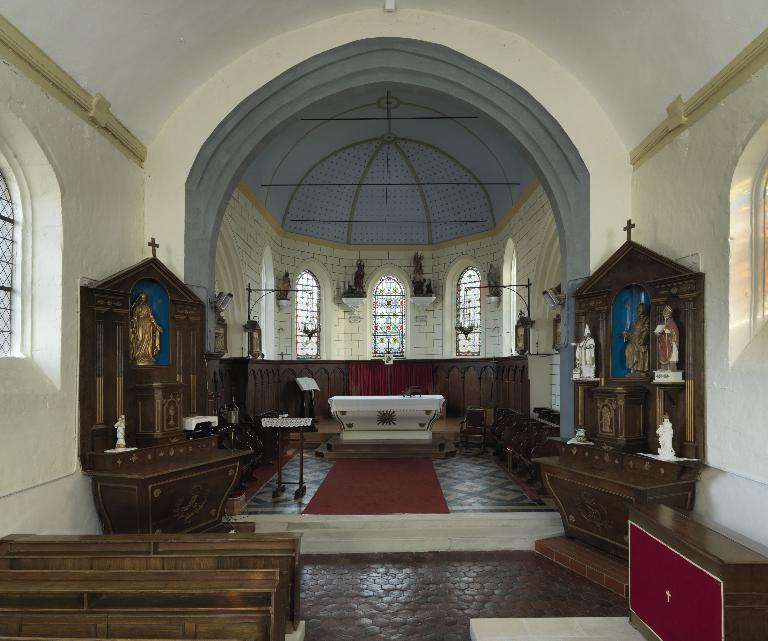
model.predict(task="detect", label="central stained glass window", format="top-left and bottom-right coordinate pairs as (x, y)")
top-left (456, 267), bottom-right (482, 356)
top-left (295, 270), bottom-right (320, 358)
top-left (372, 275), bottom-right (406, 357)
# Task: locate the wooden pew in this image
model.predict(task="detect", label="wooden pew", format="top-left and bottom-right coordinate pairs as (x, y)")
top-left (0, 568), bottom-right (279, 640)
top-left (0, 533), bottom-right (301, 635)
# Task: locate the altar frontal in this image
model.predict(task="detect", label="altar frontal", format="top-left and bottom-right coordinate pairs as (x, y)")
top-left (329, 395), bottom-right (444, 441)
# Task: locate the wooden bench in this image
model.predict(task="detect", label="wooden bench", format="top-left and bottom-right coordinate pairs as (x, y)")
top-left (0, 568), bottom-right (279, 640)
top-left (0, 533), bottom-right (301, 636)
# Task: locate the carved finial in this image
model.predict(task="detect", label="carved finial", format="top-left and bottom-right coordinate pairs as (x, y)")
top-left (147, 237), bottom-right (159, 258)
top-left (623, 219), bottom-right (636, 242)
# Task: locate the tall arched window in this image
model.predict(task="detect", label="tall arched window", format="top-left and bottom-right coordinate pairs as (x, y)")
top-left (372, 275), bottom-right (406, 357)
top-left (0, 168), bottom-right (15, 357)
top-left (456, 267), bottom-right (481, 356)
top-left (295, 270), bottom-right (320, 359)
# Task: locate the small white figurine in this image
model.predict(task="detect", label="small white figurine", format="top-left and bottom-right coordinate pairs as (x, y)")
top-left (114, 414), bottom-right (127, 449)
top-left (656, 414), bottom-right (675, 460)
top-left (572, 324), bottom-right (597, 380)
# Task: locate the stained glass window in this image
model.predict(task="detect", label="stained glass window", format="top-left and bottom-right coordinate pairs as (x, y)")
top-left (372, 275), bottom-right (406, 357)
top-left (456, 267), bottom-right (481, 356)
top-left (295, 270), bottom-right (320, 359)
top-left (0, 169), bottom-right (14, 357)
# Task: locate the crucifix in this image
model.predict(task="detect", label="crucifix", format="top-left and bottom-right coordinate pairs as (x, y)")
top-left (623, 219), bottom-right (636, 242)
top-left (147, 237), bottom-right (159, 258)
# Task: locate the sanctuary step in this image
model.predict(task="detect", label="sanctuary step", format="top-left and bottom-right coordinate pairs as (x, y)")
top-left (535, 536), bottom-right (629, 597)
top-left (470, 617), bottom-right (643, 641)
top-left (233, 512), bottom-right (563, 554)
top-left (314, 434), bottom-right (457, 459)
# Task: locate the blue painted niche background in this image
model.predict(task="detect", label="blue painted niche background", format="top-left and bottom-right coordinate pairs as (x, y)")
top-left (130, 279), bottom-right (170, 366)
top-left (611, 284), bottom-right (649, 377)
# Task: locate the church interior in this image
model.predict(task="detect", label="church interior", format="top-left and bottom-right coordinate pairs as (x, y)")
top-left (1, 2), bottom-right (768, 640)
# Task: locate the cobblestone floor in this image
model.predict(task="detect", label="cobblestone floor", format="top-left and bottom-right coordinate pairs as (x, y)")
top-left (301, 551), bottom-right (628, 641)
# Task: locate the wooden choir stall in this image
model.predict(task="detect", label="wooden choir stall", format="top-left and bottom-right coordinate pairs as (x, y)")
top-left (535, 224), bottom-right (705, 559)
top-left (78, 254), bottom-right (249, 534)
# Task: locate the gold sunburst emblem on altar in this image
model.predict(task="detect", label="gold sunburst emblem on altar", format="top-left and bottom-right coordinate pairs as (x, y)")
top-left (377, 410), bottom-right (397, 426)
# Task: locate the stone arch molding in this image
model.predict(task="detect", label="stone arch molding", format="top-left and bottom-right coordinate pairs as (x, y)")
top-left (186, 37), bottom-right (590, 433)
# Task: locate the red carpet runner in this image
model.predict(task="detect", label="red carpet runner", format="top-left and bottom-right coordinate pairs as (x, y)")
top-left (303, 458), bottom-right (449, 515)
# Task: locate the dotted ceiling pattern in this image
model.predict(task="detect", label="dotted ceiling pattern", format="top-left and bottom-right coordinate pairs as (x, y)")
top-left (283, 136), bottom-right (493, 245)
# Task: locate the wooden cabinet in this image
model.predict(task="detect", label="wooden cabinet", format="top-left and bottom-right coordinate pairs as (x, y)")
top-left (629, 504), bottom-right (768, 641)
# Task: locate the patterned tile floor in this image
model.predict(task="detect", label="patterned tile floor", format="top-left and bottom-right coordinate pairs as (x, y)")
top-left (244, 451), bottom-right (554, 515)
top-left (301, 551), bottom-right (628, 641)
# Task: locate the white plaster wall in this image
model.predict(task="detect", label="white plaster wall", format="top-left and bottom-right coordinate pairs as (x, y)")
top-left (222, 183), bottom-right (559, 364)
top-left (144, 9), bottom-right (630, 280)
top-left (0, 62), bottom-right (144, 535)
top-left (632, 65), bottom-right (768, 545)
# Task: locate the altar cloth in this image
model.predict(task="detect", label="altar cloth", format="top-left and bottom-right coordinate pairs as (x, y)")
top-left (328, 395), bottom-right (444, 441)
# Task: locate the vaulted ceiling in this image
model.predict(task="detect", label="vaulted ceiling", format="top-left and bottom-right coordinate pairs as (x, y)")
top-left (243, 83), bottom-right (534, 245)
top-left (0, 0), bottom-right (764, 149)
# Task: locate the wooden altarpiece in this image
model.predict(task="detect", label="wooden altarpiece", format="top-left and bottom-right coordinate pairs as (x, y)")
top-left (79, 257), bottom-right (247, 534)
top-left (572, 239), bottom-right (705, 459)
top-left (535, 230), bottom-right (705, 558)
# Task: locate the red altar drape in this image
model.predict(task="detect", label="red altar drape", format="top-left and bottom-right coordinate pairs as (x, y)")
top-left (348, 361), bottom-right (433, 396)
top-left (391, 362), bottom-right (433, 395)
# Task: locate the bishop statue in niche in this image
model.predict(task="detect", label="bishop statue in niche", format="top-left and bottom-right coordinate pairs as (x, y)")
top-left (130, 292), bottom-right (163, 366)
top-left (623, 302), bottom-right (650, 374)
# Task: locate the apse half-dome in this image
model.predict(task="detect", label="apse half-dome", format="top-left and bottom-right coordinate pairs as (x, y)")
top-left (242, 84), bottom-right (534, 245)
top-left (284, 135), bottom-right (492, 245)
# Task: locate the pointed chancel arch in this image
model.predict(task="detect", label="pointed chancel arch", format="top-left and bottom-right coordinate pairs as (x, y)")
top-left (185, 37), bottom-right (590, 434)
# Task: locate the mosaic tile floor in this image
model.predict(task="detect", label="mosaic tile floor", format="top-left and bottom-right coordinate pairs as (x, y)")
top-left (301, 551), bottom-right (628, 641)
top-left (244, 451), bottom-right (554, 515)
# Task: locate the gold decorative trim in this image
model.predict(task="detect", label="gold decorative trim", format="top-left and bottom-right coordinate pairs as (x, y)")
top-left (237, 178), bottom-right (541, 251)
top-left (0, 15), bottom-right (146, 166)
top-left (632, 26), bottom-right (768, 167)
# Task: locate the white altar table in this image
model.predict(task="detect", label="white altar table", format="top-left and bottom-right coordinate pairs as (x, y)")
top-left (328, 395), bottom-right (444, 441)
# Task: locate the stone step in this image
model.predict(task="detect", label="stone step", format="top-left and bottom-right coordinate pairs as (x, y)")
top-left (315, 434), bottom-right (457, 459)
top-left (470, 617), bottom-right (643, 641)
top-left (233, 513), bottom-right (564, 554)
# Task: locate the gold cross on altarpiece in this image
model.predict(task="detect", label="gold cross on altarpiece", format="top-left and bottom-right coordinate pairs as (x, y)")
top-left (147, 237), bottom-right (159, 258)
top-left (623, 219), bottom-right (636, 242)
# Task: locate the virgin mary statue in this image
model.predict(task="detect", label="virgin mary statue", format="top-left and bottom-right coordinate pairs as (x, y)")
top-left (130, 292), bottom-right (163, 366)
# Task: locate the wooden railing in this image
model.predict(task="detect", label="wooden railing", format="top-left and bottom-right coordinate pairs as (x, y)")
top-left (207, 356), bottom-right (529, 419)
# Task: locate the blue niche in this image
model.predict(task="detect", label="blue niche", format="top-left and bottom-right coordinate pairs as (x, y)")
top-left (130, 279), bottom-right (170, 366)
top-left (611, 284), bottom-right (650, 377)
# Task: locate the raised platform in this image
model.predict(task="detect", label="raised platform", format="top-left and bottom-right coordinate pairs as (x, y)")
top-left (315, 434), bottom-right (457, 459)
top-left (535, 536), bottom-right (629, 597)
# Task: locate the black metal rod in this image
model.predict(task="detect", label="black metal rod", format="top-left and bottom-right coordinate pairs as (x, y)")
top-left (288, 219), bottom-right (485, 224)
top-left (262, 181), bottom-right (520, 187)
top-left (299, 116), bottom-right (479, 121)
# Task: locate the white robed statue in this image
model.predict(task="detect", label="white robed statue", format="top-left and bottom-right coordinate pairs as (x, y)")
top-left (656, 415), bottom-right (675, 460)
top-left (572, 324), bottom-right (597, 380)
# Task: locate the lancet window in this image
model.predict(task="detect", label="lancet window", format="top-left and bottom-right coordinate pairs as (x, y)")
top-left (295, 270), bottom-right (320, 359)
top-left (372, 275), bottom-right (406, 357)
top-left (0, 169), bottom-right (14, 357)
top-left (456, 266), bottom-right (482, 356)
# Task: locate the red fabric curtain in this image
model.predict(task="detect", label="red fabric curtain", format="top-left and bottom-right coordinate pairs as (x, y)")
top-left (348, 362), bottom-right (389, 396)
top-left (391, 362), bottom-right (433, 395)
top-left (348, 361), bottom-right (434, 396)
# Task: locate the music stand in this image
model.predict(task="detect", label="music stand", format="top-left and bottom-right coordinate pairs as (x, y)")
top-left (262, 417), bottom-right (313, 499)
